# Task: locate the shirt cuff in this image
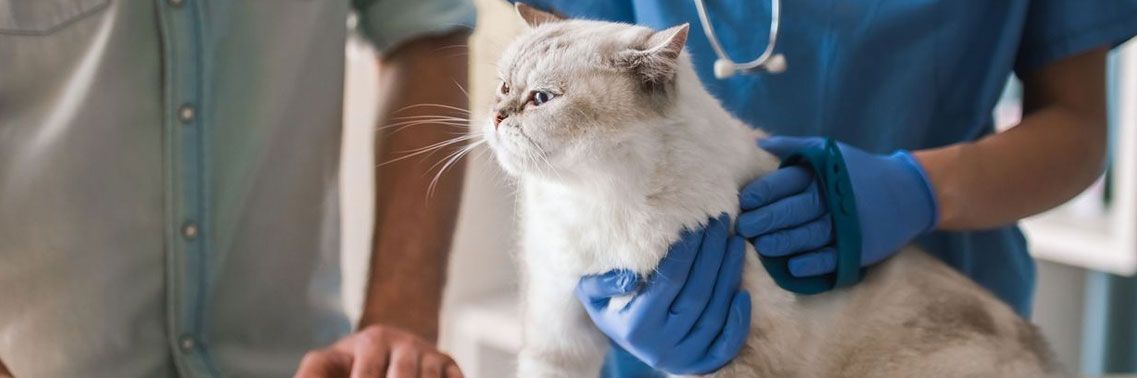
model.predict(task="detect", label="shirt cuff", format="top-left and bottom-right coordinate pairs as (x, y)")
top-left (355, 0), bottom-right (477, 54)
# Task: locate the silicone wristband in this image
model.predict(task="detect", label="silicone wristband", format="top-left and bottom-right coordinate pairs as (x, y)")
top-left (756, 139), bottom-right (864, 295)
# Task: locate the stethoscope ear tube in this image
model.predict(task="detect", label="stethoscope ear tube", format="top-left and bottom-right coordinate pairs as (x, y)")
top-left (695, 0), bottom-right (787, 78)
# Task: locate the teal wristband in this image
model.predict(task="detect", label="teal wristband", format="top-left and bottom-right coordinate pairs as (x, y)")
top-left (756, 139), bottom-right (865, 295)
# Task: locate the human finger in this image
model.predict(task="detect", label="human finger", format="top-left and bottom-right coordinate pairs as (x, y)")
top-left (787, 247), bottom-right (839, 277)
top-left (295, 349), bottom-right (353, 378)
top-left (667, 215), bottom-right (731, 329)
top-left (385, 343), bottom-right (421, 378)
top-left (756, 136), bottom-right (820, 159)
top-left (671, 236), bottom-right (746, 356)
top-left (737, 181), bottom-right (825, 238)
top-left (739, 166), bottom-right (813, 210)
top-left (751, 215), bottom-right (833, 257)
top-left (348, 332), bottom-right (390, 378)
top-left (678, 292), bottom-right (752, 375)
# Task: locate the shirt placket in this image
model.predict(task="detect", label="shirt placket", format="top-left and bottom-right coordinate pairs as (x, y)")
top-left (156, 0), bottom-right (215, 375)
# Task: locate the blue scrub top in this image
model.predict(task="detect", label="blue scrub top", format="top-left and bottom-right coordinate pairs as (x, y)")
top-left (508, 0), bottom-right (1137, 376)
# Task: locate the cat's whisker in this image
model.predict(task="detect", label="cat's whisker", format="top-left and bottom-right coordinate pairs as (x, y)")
top-left (380, 119), bottom-right (469, 128)
top-left (380, 124), bottom-right (468, 136)
top-left (530, 141), bottom-right (564, 182)
top-left (430, 44), bottom-right (470, 52)
top-left (427, 139), bottom-right (486, 196)
top-left (406, 136), bottom-right (479, 157)
top-left (395, 103), bottom-right (471, 115)
top-left (382, 118), bottom-right (469, 127)
top-left (377, 119), bottom-right (470, 133)
top-left (378, 134), bottom-right (480, 167)
top-left (470, 147), bottom-right (512, 193)
top-left (391, 114), bottom-right (470, 121)
top-left (412, 133), bottom-right (480, 149)
top-left (426, 138), bottom-right (483, 173)
top-left (452, 79), bottom-right (471, 99)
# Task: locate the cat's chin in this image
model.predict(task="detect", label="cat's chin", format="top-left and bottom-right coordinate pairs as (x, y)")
top-left (487, 141), bottom-right (559, 179)
top-left (488, 147), bottom-right (539, 178)
top-left (483, 132), bottom-right (524, 177)
top-left (489, 152), bottom-right (524, 177)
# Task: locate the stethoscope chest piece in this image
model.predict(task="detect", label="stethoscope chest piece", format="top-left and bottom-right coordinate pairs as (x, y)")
top-left (713, 53), bottom-right (787, 79)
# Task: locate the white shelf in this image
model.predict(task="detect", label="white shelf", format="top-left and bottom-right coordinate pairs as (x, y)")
top-left (1023, 211), bottom-right (1135, 275)
top-left (447, 293), bottom-right (523, 378)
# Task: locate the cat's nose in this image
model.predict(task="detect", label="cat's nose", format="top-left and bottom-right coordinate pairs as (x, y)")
top-left (493, 111), bottom-right (507, 128)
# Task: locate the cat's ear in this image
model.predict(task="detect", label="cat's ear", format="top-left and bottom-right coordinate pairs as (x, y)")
top-left (515, 3), bottom-right (564, 28)
top-left (617, 24), bottom-right (690, 85)
top-left (643, 23), bottom-right (690, 61)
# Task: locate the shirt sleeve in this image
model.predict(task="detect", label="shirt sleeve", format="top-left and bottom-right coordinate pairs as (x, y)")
top-left (352, 0), bottom-right (477, 54)
top-left (501, 0), bottom-right (635, 23)
top-left (1016, 0), bottom-right (1137, 73)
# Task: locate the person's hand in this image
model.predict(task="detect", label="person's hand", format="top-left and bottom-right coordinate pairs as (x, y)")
top-left (575, 215), bottom-right (751, 375)
top-left (294, 325), bottom-right (463, 378)
top-left (737, 136), bottom-right (939, 277)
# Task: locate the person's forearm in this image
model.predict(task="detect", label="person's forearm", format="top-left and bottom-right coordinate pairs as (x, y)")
top-left (915, 107), bottom-right (1106, 229)
top-left (360, 32), bottom-right (470, 343)
top-left (915, 48), bottom-right (1108, 230)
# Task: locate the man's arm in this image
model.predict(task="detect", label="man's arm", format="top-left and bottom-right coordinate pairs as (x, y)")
top-left (296, 30), bottom-right (470, 378)
top-left (359, 31), bottom-right (471, 343)
top-left (916, 47), bottom-right (1109, 230)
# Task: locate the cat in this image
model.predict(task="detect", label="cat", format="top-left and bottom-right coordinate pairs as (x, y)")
top-left (480, 4), bottom-right (1063, 377)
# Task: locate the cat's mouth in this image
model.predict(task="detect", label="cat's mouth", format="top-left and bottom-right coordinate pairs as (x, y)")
top-left (485, 119), bottom-right (541, 174)
top-left (487, 117), bottom-right (565, 177)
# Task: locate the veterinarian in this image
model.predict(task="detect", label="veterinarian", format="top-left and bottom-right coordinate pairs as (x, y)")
top-left (0, 1), bottom-right (474, 377)
top-left (505, 0), bottom-right (1137, 376)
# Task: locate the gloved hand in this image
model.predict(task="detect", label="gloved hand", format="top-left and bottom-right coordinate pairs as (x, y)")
top-left (576, 215), bottom-right (751, 375)
top-left (737, 136), bottom-right (939, 278)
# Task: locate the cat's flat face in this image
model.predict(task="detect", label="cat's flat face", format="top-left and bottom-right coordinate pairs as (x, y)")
top-left (483, 13), bottom-right (689, 179)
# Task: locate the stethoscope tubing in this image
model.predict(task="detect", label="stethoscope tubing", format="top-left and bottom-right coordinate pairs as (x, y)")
top-left (693, 0), bottom-right (787, 77)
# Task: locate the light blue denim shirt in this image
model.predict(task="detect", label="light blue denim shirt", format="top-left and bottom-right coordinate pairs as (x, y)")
top-left (0, 1), bottom-right (474, 377)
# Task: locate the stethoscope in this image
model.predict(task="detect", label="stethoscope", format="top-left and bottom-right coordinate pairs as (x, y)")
top-left (693, 0), bottom-right (787, 78)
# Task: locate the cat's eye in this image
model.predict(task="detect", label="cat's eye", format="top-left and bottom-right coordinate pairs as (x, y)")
top-left (500, 82), bottom-right (510, 94)
top-left (530, 91), bottom-right (555, 106)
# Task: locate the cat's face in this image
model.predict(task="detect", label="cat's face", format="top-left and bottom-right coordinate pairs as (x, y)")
top-left (483, 5), bottom-right (689, 179)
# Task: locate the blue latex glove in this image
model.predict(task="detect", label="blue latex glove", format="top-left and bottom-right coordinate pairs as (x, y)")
top-left (737, 136), bottom-right (939, 278)
top-left (576, 215), bottom-right (751, 375)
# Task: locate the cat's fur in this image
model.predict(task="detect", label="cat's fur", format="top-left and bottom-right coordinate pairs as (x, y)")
top-left (481, 5), bottom-right (1063, 377)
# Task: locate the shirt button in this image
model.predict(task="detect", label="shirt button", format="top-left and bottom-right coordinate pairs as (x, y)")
top-left (168, 0), bottom-right (184, 7)
top-left (177, 104), bottom-right (196, 124)
top-left (181, 222), bottom-right (199, 240)
top-left (178, 335), bottom-right (196, 352)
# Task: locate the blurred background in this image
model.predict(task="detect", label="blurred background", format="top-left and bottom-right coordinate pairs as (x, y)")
top-left (339, 1), bottom-right (1137, 377)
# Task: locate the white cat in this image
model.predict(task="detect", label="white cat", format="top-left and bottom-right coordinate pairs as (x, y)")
top-left (481, 4), bottom-right (1063, 377)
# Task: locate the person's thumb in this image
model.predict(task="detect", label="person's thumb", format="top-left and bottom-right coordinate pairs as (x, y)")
top-left (757, 136), bottom-right (819, 160)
